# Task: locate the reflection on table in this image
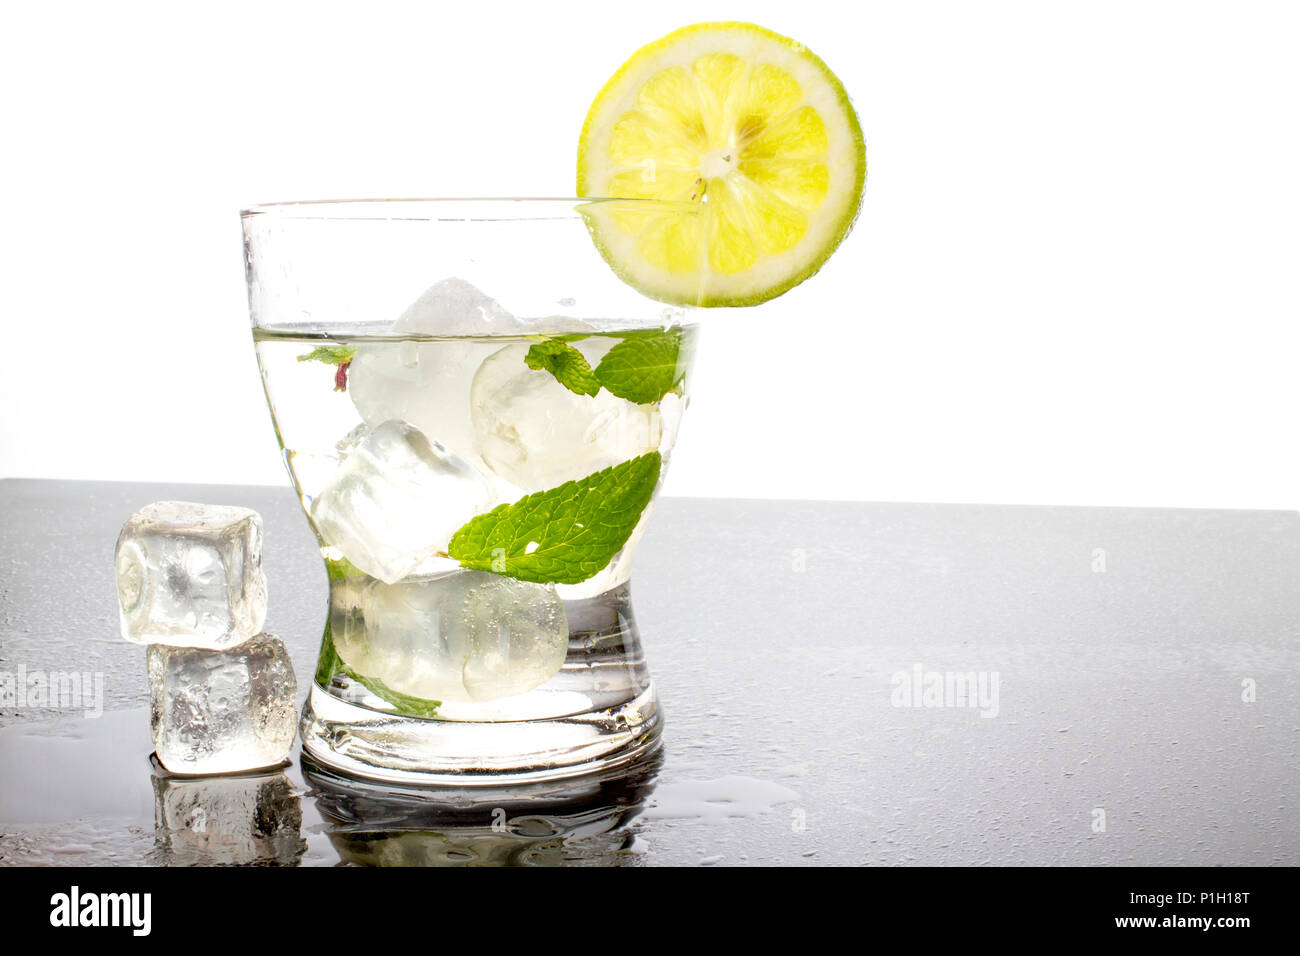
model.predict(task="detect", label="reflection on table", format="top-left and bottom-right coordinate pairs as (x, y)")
top-left (149, 755), bottom-right (307, 866)
top-left (302, 749), bottom-right (661, 866)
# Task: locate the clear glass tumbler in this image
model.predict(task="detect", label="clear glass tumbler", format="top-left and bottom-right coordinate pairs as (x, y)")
top-left (242, 199), bottom-right (698, 784)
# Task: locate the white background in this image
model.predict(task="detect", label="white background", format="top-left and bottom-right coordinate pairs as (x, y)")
top-left (2, 0), bottom-right (1298, 509)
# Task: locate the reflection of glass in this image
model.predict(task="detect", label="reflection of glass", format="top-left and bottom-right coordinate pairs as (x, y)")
top-left (302, 748), bottom-right (660, 867)
top-left (149, 756), bottom-right (306, 866)
top-left (244, 200), bottom-right (697, 784)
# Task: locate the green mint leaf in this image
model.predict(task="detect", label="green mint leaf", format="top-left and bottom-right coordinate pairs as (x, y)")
top-left (314, 621), bottom-right (347, 686)
top-left (297, 345), bottom-right (356, 366)
top-left (346, 670), bottom-right (442, 718)
top-left (594, 329), bottom-right (687, 404)
top-left (447, 452), bottom-right (662, 584)
top-left (323, 555), bottom-right (365, 580)
top-left (315, 620), bottom-right (441, 717)
top-left (298, 345), bottom-right (357, 391)
top-left (525, 339), bottom-right (600, 397)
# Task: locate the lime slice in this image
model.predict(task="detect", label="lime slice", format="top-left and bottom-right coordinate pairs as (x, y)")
top-left (578, 21), bottom-right (866, 307)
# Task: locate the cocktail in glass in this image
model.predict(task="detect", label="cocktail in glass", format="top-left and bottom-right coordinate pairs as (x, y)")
top-left (244, 199), bottom-right (698, 784)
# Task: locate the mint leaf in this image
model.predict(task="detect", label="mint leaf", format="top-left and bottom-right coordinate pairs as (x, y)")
top-left (323, 556), bottom-right (365, 580)
top-left (315, 620), bottom-right (441, 717)
top-left (297, 345), bottom-right (356, 366)
top-left (347, 670), bottom-right (442, 718)
top-left (447, 452), bottom-right (662, 584)
top-left (525, 339), bottom-right (600, 397)
top-left (314, 621), bottom-right (347, 686)
top-left (594, 329), bottom-right (687, 404)
top-left (298, 345), bottom-right (356, 392)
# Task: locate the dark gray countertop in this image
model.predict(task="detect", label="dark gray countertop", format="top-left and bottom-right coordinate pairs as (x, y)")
top-left (0, 478), bottom-right (1296, 866)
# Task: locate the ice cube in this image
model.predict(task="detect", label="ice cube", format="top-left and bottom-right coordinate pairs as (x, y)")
top-left (332, 570), bottom-right (569, 703)
top-left (470, 343), bottom-right (663, 491)
top-left (348, 279), bottom-right (524, 461)
top-left (392, 276), bottom-right (524, 337)
top-left (150, 768), bottom-right (305, 866)
top-left (148, 633), bottom-right (297, 775)
top-left (311, 420), bottom-right (493, 584)
top-left (115, 501), bottom-right (267, 649)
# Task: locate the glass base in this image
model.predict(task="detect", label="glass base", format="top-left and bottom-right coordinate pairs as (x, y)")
top-left (300, 683), bottom-right (661, 786)
top-left (300, 583), bottom-right (663, 786)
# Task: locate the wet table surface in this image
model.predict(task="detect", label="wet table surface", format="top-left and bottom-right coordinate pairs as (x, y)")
top-left (0, 478), bottom-right (1296, 866)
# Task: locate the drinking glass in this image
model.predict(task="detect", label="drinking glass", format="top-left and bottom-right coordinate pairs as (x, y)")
top-left (242, 199), bottom-right (698, 784)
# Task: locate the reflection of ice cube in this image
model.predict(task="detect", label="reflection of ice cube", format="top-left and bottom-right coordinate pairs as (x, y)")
top-left (470, 344), bottom-right (663, 491)
top-left (333, 570), bottom-right (569, 703)
top-left (148, 633), bottom-right (297, 775)
top-left (311, 420), bottom-right (492, 584)
top-left (115, 501), bottom-right (267, 649)
top-left (349, 279), bottom-right (523, 461)
top-left (151, 769), bottom-right (305, 866)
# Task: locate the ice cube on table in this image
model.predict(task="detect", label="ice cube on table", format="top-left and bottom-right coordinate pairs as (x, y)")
top-left (150, 768), bottom-right (305, 866)
top-left (348, 278), bottom-right (524, 462)
top-left (332, 570), bottom-right (569, 703)
top-left (148, 633), bottom-right (297, 775)
top-left (311, 420), bottom-right (493, 584)
top-left (470, 343), bottom-right (664, 491)
top-left (115, 501), bottom-right (267, 649)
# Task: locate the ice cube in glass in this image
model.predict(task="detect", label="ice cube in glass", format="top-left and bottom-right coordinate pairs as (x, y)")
top-left (310, 420), bottom-right (493, 584)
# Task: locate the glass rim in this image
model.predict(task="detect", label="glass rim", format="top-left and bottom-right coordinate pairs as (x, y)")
top-left (240, 197), bottom-right (701, 221)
